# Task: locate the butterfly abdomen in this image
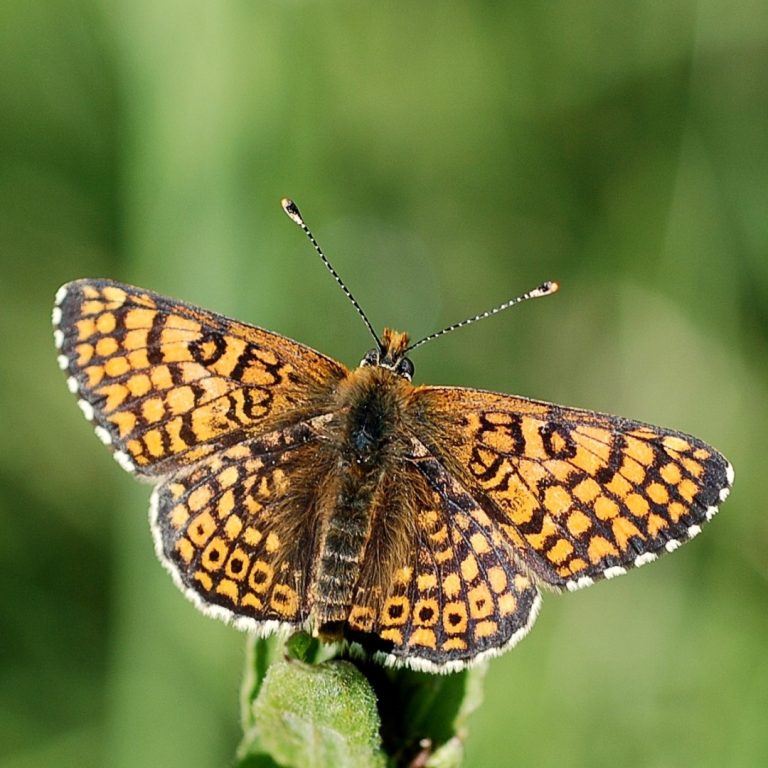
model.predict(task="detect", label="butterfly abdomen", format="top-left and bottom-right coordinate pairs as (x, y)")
top-left (311, 366), bottom-right (412, 629)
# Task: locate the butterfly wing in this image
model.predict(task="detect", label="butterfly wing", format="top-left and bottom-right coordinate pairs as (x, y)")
top-left (346, 437), bottom-right (541, 672)
top-left (150, 414), bottom-right (337, 632)
top-left (407, 387), bottom-right (734, 592)
top-left (53, 280), bottom-right (347, 476)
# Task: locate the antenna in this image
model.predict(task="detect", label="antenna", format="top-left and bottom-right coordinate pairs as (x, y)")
top-left (281, 198), bottom-right (381, 348)
top-left (405, 280), bottom-right (559, 353)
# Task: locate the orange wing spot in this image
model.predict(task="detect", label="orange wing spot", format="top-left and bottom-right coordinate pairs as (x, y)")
top-left (647, 513), bottom-right (669, 536)
top-left (646, 483), bottom-right (669, 505)
top-left (441, 638), bottom-right (468, 652)
top-left (124, 328), bottom-right (148, 351)
top-left (176, 538), bottom-right (194, 564)
top-left (668, 502), bottom-right (688, 523)
top-left (202, 537), bottom-right (229, 571)
top-left (95, 336), bottom-right (118, 357)
top-left (573, 477), bottom-right (601, 504)
top-left (217, 466), bottom-right (240, 489)
top-left (606, 472), bottom-right (632, 498)
top-left (521, 417), bottom-right (546, 458)
top-left (109, 410), bottom-right (137, 438)
top-left (381, 628), bottom-right (403, 645)
top-left (394, 566), bottom-right (413, 585)
top-left (127, 349), bottom-right (150, 370)
top-left (487, 566), bottom-right (508, 594)
top-left (169, 504), bottom-right (189, 530)
top-left (244, 525), bottom-right (263, 547)
top-left (612, 517), bottom-right (644, 550)
top-left (620, 456), bottom-right (646, 485)
top-left (413, 598), bottom-right (439, 626)
top-left (547, 538), bottom-right (574, 564)
top-left (210, 338), bottom-right (246, 378)
top-left (417, 572), bottom-right (437, 591)
top-left (104, 356), bottom-right (130, 378)
top-left (544, 484), bottom-right (572, 514)
top-left (150, 365), bottom-right (174, 390)
top-left (161, 335), bottom-right (195, 363)
top-left (81, 301), bottom-right (105, 317)
top-left (678, 478), bottom-right (698, 503)
top-left (126, 438), bottom-right (144, 457)
top-left (497, 593), bottom-right (517, 616)
top-left (660, 462), bottom-right (682, 485)
top-left (126, 373), bottom-right (151, 398)
top-left (469, 532), bottom-right (491, 555)
top-left (349, 606), bottom-right (375, 631)
top-left (442, 572), bottom-right (461, 598)
top-left (188, 484), bottom-right (213, 512)
top-left (513, 573), bottom-right (531, 591)
top-left (682, 457), bottom-right (704, 478)
top-left (570, 448), bottom-right (603, 476)
top-left (566, 557), bottom-right (588, 576)
top-left (188, 510), bottom-right (216, 546)
top-left (566, 509), bottom-right (592, 536)
top-left (579, 426), bottom-right (612, 443)
top-left (468, 584), bottom-right (493, 619)
top-left (409, 628), bottom-right (437, 648)
top-left (428, 524), bottom-right (449, 545)
top-left (594, 496), bottom-right (619, 520)
top-left (193, 570), bottom-right (213, 591)
top-left (166, 314), bottom-right (202, 334)
top-left (124, 308), bottom-right (156, 330)
top-left (248, 561), bottom-right (273, 593)
top-left (81, 285), bottom-right (100, 299)
top-left (663, 436), bottom-right (691, 453)
top-left (588, 535), bottom-right (619, 563)
top-left (242, 593), bottom-right (263, 611)
top-left (141, 397), bottom-right (166, 424)
top-left (168, 483), bottom-right (185, 499)
top-left (224, 515), bottom-right (243, 540)
top-left (692, 448), bottom-right (710, 461)
top-left (217, 489), bottom-right (235, 520)
top-left (435, 547), bottom-right (454, 564)
top-left (75, 343), bottom-right (94, 366)
top-left (443, 602), bottom-right (468, 633)
top-left (265, 532), bottom-right (280, 554)
top-left (96, 382), bottom-right (129, 412)
top-left (382, 596), bottom-right (410, 626)
top-left (101, 285), bottom-right (127, 305)
top-left (625, 436), bottom-right (654, 466)
top-left (461, 554), bottom-right (479, 582)
top-left (625, 493), bottom-right (650, 518)
top-left (76, 317), bottom-right (96, 340)
top-left (96, 312), bottom-right (117, 334)
top-left (474, 620), bottom-right (498, 639)
top-left (215, 578), bottom-right (240, 603)
top-left (84, 365), bottom-right (105, 387)
top-left (225, 548), bottom-right (250, 581)
top-left (165, 416), bottom-right (188, 454)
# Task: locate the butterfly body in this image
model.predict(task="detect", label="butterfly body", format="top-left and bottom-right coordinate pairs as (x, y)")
top-left (54, 278), bottom-right (733, 673)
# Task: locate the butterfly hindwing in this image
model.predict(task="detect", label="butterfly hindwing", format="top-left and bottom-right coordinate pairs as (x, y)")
top-left (53, 280), bottom-right (346, 476)
top-left (150, 416), bottom-right (338, 631)
top-left (409, 387), bottom-right (733, 592)
top-left (347, 438), bottom-right (541, 672)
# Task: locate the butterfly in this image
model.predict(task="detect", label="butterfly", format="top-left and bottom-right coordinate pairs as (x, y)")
top-left (52, 199), bottom-right (733, 673)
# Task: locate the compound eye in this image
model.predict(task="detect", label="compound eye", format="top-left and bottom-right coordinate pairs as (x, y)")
top-left (360, 349), bottom-right (379, 367)
top-left (396, 357), bottom-right (414, 380)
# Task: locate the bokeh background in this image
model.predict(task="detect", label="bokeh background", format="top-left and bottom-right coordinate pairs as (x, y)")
top-left (2, 2), bottom-right (767, 766)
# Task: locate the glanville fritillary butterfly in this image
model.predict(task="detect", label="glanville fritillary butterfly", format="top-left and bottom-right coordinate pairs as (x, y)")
top-left (53, 199), bottom-right (733, 673)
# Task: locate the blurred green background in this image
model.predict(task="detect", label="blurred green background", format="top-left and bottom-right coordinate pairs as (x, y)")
top-left (2, 2), bottom-right (767, 766)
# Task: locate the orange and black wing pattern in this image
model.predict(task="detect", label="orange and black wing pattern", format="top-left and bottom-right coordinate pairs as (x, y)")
top-left (346, 436), bottom-right (541, 672)
top-left (53, 280), bottom-right (346, 477)
top-left (409, 387), bottom-right (733, 593)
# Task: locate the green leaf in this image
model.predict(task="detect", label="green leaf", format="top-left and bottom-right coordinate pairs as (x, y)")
top-left (238, 636), bottom-right (385, 768)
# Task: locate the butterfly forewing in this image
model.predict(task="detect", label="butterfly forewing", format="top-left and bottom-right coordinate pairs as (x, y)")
top-left (409, 387), bottom-right (733, 592)
top-left (54, 280), bottom-right (346, 476)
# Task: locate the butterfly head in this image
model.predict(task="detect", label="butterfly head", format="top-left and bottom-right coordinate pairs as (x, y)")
top-left (360, 328), bottom-right (414, 381)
